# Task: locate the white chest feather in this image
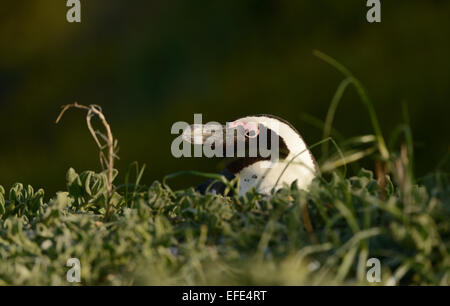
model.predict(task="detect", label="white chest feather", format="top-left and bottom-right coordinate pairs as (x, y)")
top-left (238, 158), bottom-right (316, 196)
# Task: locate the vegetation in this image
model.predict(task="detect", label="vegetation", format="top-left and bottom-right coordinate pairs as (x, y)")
top-left (0, 54), bottom-right (448, 285)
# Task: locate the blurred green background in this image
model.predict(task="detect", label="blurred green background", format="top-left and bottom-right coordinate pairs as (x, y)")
top-left (0, 1), bottom-right (449, 195)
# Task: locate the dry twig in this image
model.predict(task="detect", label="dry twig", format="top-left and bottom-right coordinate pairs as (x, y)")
top-left (56, 102), bottom-right (118, 218)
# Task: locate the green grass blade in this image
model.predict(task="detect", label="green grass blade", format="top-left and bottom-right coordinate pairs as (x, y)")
top-left (313, 50), bottom-right (389, 160)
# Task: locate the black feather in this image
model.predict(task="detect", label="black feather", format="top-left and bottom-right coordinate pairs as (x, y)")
top-left (196, 169), bottom-right (235, 195)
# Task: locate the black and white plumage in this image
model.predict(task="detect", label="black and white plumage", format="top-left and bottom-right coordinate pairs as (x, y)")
top-left (183, 115), bottom-right (318, 196)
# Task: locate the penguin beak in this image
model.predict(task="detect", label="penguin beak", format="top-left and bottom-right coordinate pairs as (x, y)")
top-left (182, 123), bottom-right (234, 146)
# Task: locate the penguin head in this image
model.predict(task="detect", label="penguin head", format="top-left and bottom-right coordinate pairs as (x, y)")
top-left (182, 115), bottom-right (292, 160)
top-left (184, 114), bottom-right (319, 195)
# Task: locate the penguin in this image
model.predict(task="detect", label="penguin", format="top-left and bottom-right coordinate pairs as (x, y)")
top-left (182, 115), bottom-right (318, 196)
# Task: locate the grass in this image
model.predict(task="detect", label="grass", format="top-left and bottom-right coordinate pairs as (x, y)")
top-left (0, 52), bottom-right (448, 285)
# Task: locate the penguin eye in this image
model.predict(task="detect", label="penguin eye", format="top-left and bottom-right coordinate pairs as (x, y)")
top-left (245, 129), bottom-right (258, 138)
top-left (229, 121), bottom-right (259, 138)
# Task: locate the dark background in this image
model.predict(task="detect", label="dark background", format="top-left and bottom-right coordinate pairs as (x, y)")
top-left (0, 1), bottom-right (449, 195)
